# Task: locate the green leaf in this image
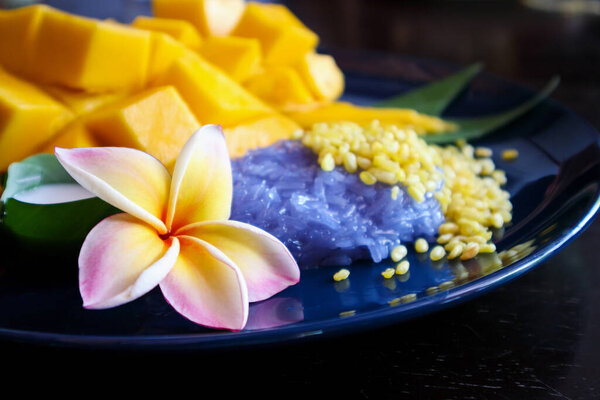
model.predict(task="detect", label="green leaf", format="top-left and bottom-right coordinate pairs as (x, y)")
top-left (3, 197), bottom-right (117, 245)
top-left (1, 153), bottom-right (75, 203)
top-left (374, 62), bottom-right (483, 115)
top-left (1, 154), bottom-right (118, 245)
top-left (425, 76), bottom-right (560, 144)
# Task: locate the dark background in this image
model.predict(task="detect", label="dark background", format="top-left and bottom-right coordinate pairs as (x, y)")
top-left (3, 1), bottom-right (600, 398)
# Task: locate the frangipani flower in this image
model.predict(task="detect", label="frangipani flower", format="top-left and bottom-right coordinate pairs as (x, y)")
top-left (55, 125), bottom-right (300, 331)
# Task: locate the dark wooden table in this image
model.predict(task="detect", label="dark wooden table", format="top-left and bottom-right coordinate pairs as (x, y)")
top-left (3, 1), bottom-right (600, 398)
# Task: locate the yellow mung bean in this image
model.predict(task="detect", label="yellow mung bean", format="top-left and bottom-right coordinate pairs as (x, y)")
top-left (396, 260), bottom-right (410, 275)
top-left (390, 245), bottom-right (408, 262)
top-left (415, 238), bottom-right (429, 253)
top-left (501, 149), bottom-right (519, 161)
top-left (333, 268), bottom-right (350, 282)
top-left (430, 245), bottom-right (446, 261)
top-left (381, 268), bottom-right (396, 279)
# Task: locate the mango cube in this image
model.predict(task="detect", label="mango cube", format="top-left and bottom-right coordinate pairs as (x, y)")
top-left (28, 6), bottom-right (151, 91)
top-left (146, 32), bottom-right (188, 84)
top-left (153, 0), bottom-right (246, 37)
top-left (224, 114), bottom-right (301, 159)
top-left (132, 16), bottom-right (203, 51)
top-left (0, 5), bottom-right (46, 77)
top-left (200, 36), bottom-right (261, 82)
top-left (231, 3), bottom-right (318, 66)
top-left (296, 53), bottom-right (345, 101)
top-left (156, 51), bottom-right (274, 126)
top-left (0, 69), bottom-right (74, 171)
top-left (244, 66), bottom-right (315, 108)
top-left (42, 85), bottom-right (127, 115)
top-left (42, 120), bottom-right (101, 153)
top-left (85, 86), bottom-right (200, 170)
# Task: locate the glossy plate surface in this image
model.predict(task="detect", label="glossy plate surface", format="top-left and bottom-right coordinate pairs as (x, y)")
top-left (1, 1), bottom-right (600, 351)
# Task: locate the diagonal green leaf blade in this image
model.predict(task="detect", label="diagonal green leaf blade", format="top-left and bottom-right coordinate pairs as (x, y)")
top-left (375, 62), bottom-right (483, 115)
top-left (425, 76), bottom-right (560, 144)
top-left (1, 153), bottom-right (118, 245)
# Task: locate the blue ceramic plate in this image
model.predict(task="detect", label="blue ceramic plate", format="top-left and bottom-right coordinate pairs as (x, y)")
top-left (1, 1), bottom-right (600, 351)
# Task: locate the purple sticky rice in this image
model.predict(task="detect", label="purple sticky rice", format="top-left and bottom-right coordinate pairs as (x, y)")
top-left (230, 140), bottom-right (445, 268)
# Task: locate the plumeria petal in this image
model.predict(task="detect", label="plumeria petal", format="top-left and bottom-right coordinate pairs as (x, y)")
top-left (176, 220), bottom-right (300, 302)
top-left (79, 213), bottom-right (180, 309)
top-left (55, 147), bottom-right (171, 234)
top-left (165, 125), bottom-right (233, 232)
top-left (159, 235), bottom-right (248, 330)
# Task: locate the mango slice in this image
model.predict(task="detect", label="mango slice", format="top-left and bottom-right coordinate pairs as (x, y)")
top-left (0, 5), bottom-right (46, 77)
top-left (286, 102), bottom-right (456, 134)
top-left (156, 50), bottom-right (274, 127)
top-left (224, 114), bottom-right (301, 159)
top-left (153, 0), bottom-right (246, 37)
top-left (26, 6), bottom-right (151, 91)
top-left (296, 53), bottom-right (345, 101)
top-left (42, 85), bottom-right (127, 115)
top-left (244, 66), bottom-right (315, 108)
top-left (85, 86), bottom-right (200, 170)
top-left (0, 69), bottom-right (74, 171)
top-left (200, 36), bottom-right (261, 83)
top-left (42, 120), bottom-right (101, 153)
top-left (231, 2), bottom-right (318, 66)
top-left (132, 16), bottom-right (203, 51)
top-left (146, 32), bottom-right (188, 84)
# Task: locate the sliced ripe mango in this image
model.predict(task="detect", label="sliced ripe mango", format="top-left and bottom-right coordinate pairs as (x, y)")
top-left (286, 102), bottom-right (456, 134)
top-left (146, 32), bottom-right (188, 84)
top-left (244, 66), bottom-right (315, 108)
top-left (42, 120), bottom-right (101, 153)
top-left (153, 0), bottom-right (246, 37)
top-left (42, 85), bottom-right (127, 115)
top-left (296, 53), bottom-right (345, 101)
top-left (27, 6), bottom-right (151, 92)
top-left (224, 114), bottom-right (301, 159)
top-left (200, 36), bottom-right (261, 83)
top-left (155, 50), bottom-right (274, 127)
top-left (85, 86), bottom-right (200, 170)
top-left (0, 5), bottom-right (46, 77)
top-left (231, 2), bottom-right (318, 66)
top-left (0, 69), bottom-right (74, 171)
top-left (132, 16), bottom-right (202, 51)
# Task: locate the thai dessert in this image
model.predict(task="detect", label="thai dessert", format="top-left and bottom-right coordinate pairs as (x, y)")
top-left (0, 0), bottom-right (517, 329)
top-left (231, 121), bottom-right (511, 268)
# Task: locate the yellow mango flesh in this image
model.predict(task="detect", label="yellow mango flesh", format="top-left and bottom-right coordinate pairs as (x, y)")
top-left (0, 5), bottom-right (46, 77)
top-left (156, 51), bottom-right (274, 127)
top-left (296, 53), bottom-right (345, 101)
top-left (27, 7), bottom-right (151, 92)
top-left (244, 66), bottom-right (315, 108)
top-left (42, 85), bottom-right (127, 115)
top-left (231, 2), bottom-right (318, 66)
top-left (146, 32), bottom-right (188, 84)
top-left (42, 120), bottom-right (101, 153)
top-left (85, 86), bottom-right (200, 170)
top-left (0, 69), bottom-right (73, 171)
top-left (132, 16), bottom-right (202, 51)
top-left (200, 36), bottom-right (261, 83)
top-left (286, 101), bottom-right (456, 133)
top-left (153, 0), bottom-right (246, 37)
top-left (224, 115), bottom-right (300, 159)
